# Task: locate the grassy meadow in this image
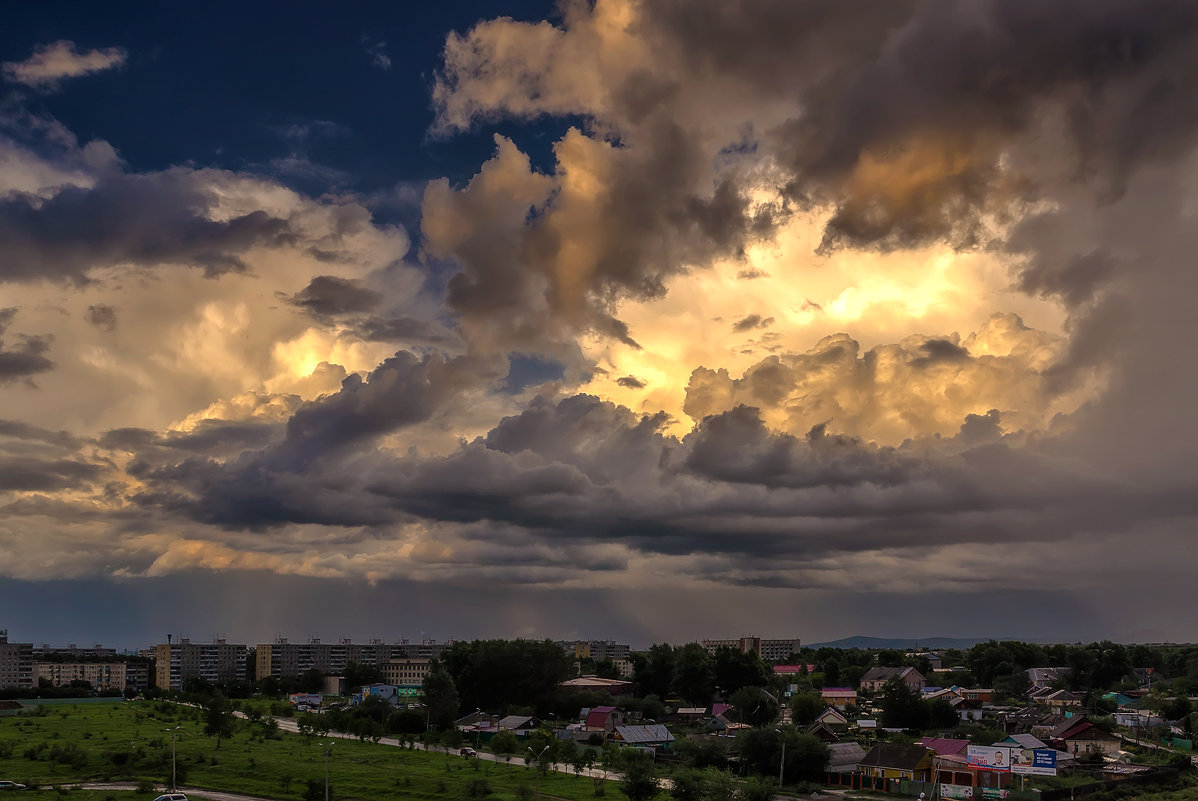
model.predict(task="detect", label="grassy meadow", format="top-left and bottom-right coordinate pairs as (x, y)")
top-left (0, 700), bottom-right (616, 800)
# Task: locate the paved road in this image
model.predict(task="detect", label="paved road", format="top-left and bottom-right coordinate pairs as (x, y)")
top-left (69, 782), bottom-right (276, 801)
top-left (267, 714), bottom-right (618, 781)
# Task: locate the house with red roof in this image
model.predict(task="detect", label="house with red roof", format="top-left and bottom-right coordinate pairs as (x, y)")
top-left (582, 705), bottom-right (624, 732)
top-left (1050, 715), bottom-right (1121, 756)
top-left (917, 737), bottom-right (970, 757)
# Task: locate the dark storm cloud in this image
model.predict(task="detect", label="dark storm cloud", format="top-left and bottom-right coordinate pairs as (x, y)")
top-left (286, 275), bottom-right (382, 316)
top-left (616, 375), bottom-right (646, 389)
top-left (113, 387), bottom-right (1193, 574)
top-left (123, 350), bottom-right (488, 528)
top-left (438, 0), bottom-right (1198, 291)
top-left (285, 276), bottom-right (457, 346)
top-left (0, 170), bottom-right (298, 282)
top-left (0, 308), bottom-right (54, 382)
top-left (0, 419), bottom-right (82, 449)
top-left (684, 406), bottom-right (910, 489)
top-left (646, 0), bottom-right (1198, 253)
top-left (0, 456), bottom-right (102, 491)
top-left (86, 304), bottom-right (117, 331)
top-left (731, 314), bottom-right (774, 332)
top-left (908, 338), bottom-right (970, 367)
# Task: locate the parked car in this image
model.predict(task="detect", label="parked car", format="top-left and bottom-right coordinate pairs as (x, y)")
top-left (152, 794), bottom-right (187, 801)
top-left (0, 782), bottom-right (27, 790)
top-left (459, 747), bottom-right (477, 757)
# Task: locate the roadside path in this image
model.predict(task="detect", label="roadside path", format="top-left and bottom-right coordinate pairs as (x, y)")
top-left (265, 714), bottom-right (619, 781)
top-left (69, 782), bottom-right (276, 801)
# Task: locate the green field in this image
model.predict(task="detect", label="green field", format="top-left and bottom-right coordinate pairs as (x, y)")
top-left (0, 701), bottom-right (620, 800)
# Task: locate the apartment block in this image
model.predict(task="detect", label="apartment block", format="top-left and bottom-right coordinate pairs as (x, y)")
top-left (381, 658), bottom-right (431, 687)
top-left (35, 661), bottom-right (127, 691)
top-left (33, 643), bottom-right (117, 659)
top-left (255, 637), bottom-right (455, 680)
top-left (701, 636), bottom-right (802, 662)
top-left (256, 638), bottom-right (385, 680)
top-left (558, 640), bottom-right (631, 663)
top-left (155, 638), bottom-right (247, 690)
top-left (0, 630), bottom-right (33, 689)
top-left (391, 639), bottom-right (453, 660)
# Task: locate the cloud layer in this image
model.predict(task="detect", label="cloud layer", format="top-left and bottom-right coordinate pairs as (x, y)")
top-left (3, 3), bottom-right (1198, 642)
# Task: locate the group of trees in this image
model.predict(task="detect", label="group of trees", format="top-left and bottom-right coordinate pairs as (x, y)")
top-left (631, 643), bottom-right (774, 705)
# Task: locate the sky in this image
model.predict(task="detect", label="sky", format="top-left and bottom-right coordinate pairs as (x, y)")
top-left (2, 0), bottom-right (1198, 652)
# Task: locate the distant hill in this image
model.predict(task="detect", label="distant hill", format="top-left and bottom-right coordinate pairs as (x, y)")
top-left (804, 636), bottom-right (991, 650)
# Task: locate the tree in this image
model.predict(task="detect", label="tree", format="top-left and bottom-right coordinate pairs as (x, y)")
top-left (879, 678), bottom-right (928, 730)
top-left (788, 693), bottom-right (825, 726)
top-left (714, 647), bottom-right (770, 698)
top-left (619, 750), bottom-right (659, 801)
top-left (440, 639), bottom-right (573, 716)
top-left (343, 661), bottom-right (383, 690)
top-left (298, 667), bottom-right (325, 693)
top-left (736, 728), bottom-right (826, 784)
top-left (669, 768), bottom-right (706, 801)
top-left (631, 644), bottom-right (675, 701)
top-left (822, 658), bottom-right (841, 687)
top-left (422, 661), bottom-right (460, 730)
top-left (674, 643), bottom-right (716, 705)
top-left (729, 686), bottom-right (779, 727)
top-left (203, 692), bottom-right (235, 749)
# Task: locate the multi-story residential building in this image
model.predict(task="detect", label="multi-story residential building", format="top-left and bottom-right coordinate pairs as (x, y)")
top-left (381, 658), bottom-right (431, 688)
top-left (125, 661), bottom-right (151, 691)
top-left (0, 630), bottom-right (33, 689)
top-left (33, 643), bottom-right (118, 659)
top-left (557, 640), bottom-right (631, 663)
top-left (255, 637), bottom-right (455, 680)
top-left (701, 636), bottom-right (802, 662)
top-left (759, 638), bottom-right (803, 662)
top-left (155, 638), bottom-right (246, 690)
top-left (392, 639), bottom-right (453, 660)
top-left (35, 661), bottom-right (127, 691)
top-left (256, 637), bottom-right (388, 680)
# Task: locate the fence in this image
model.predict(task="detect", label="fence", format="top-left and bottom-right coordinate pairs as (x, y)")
top-left (823, 768), bottom-right (1181, 800)
top-left (1035, 767), bottom-right (1181, 801)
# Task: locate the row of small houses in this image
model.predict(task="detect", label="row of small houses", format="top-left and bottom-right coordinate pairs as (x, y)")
top-left (455, 705), bottom-right (676, 749)
top-left (847, 716), bottom-right (1148, 792)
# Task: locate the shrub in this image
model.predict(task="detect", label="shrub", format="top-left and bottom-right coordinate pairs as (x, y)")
top-left (466, 777), bottom-right (492, 797)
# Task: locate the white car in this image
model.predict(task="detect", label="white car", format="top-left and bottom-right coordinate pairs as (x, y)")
top-left (152, 794), bottom-right (187, 801)
top-left (0, 782), bottom-right (26, 791)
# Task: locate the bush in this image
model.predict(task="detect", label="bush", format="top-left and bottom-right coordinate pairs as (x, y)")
top-left (136, 780), bottom-right (156, 793)
top-left (465, 777), bottom-right (492, 797)
top-left (302, 778), bottom-right (330, 801)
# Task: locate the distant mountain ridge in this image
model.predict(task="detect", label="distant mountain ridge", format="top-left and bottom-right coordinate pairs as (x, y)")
top-left (805, 635), bottom-right (991, 650)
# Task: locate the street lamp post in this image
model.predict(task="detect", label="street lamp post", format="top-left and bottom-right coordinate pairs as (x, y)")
top-left (528, 745), bottom-right (550, 799)
top-left (323, 742), bottom-right (333, 801)
top-left (775, 728), bottom-right (786, 788)
top-left (164, 726), bottom-right (181, 792)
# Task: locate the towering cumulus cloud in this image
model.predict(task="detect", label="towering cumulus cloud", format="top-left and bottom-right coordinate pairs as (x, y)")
top-left (2, 1), bottom-right (1198, 641)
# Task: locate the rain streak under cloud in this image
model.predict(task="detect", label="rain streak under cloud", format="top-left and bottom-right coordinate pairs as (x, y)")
top-left (2, 0), bottom-right (1198, 647)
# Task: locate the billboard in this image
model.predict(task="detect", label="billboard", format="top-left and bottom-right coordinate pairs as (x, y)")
top-left (1011, 748), bottom-right (1058, 776)
top-left (288, 693), bottom-right (322, 707)
top-left (967, 745), bottom-right (1012, 772)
